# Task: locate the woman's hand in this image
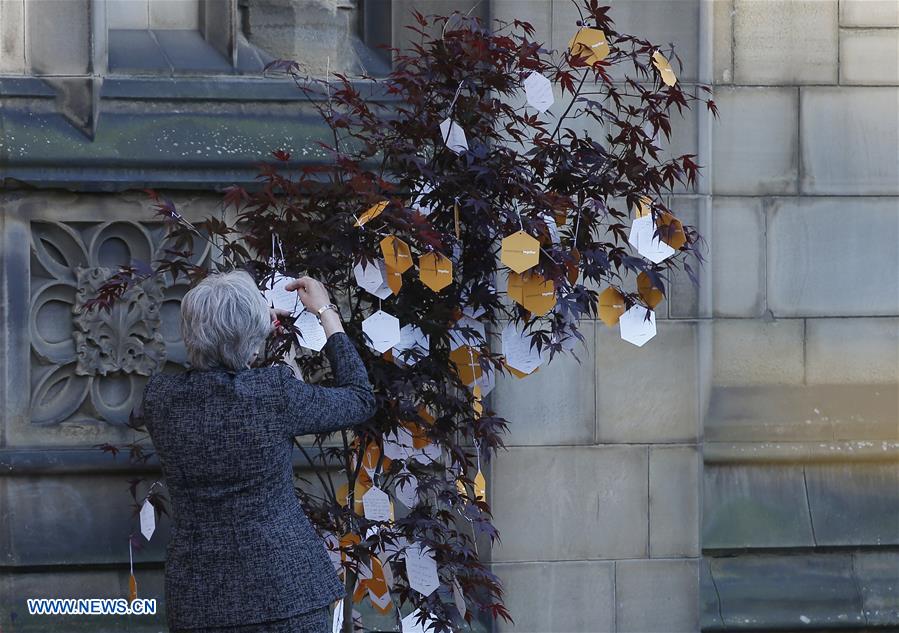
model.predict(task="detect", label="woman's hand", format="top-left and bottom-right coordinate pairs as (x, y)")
top-left (284, 276), bottom-right (330, 312)
top-left (284, 276), bottom-right (344, 337)
top-left (270, 308), bottom-right (291, 333)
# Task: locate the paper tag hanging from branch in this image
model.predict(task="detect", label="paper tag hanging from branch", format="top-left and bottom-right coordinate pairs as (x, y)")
top-left (439, 118), bottom-right (468, 154)
top-left (652, 50), bottom-right (678, 86)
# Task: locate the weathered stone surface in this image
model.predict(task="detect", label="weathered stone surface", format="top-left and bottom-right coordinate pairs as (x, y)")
top-left (491, 446), bottom-right (648, 561)
top-left (711, 197), bottom-right (766, 317)
top-left (616, 559), bottom-right (700, 632)
top-left (713, 0), bottom-right (734, 84)
top-left (855, 551), bottom-right (899, 624)
top-left (804, 463), bottom-right (899, 546)
top-left (667, 196), bottom-right (710, 318)
top-left (552, 0), bottom-right (700, 82)
top-left (0, 0), bottom-right (25, 74)
top-left (595, 322), bottom-right (700, 443)
top-left (701, 557), bottom-right (725, 629)
top-left (492, 322), bottom-right (595, 446)
top-left (491, 0), bottom-right (551, 33)
top-left (706, 383), bottom-right (899, 442)
top-left (801, 88), bottom-right (899, 195)
top-left (150, 0), bottom-right (200, 30)
top-left (26, 0), bottom-right (92, 76)
top-left (493, 561), bottom-right (615, 632)
top-left (703, 464), bottom-right (815, 549)
top-left (711, 87), bottom-right (799, 195)
top-left (806, 318), bottom-right (899, 384)
top-left (0, 474), bottom-right (171, 566)
top-left (712, 319), bottom-right (804, 386)
top-left (650, 446), bottom-right (700, 557)
top-left (840, 28), bottom-right (899, 85)
top-left (108, 0), bottom-right (150, 29)
top-left (733, 0), bottom-right (838, 84)
top-left (840, 0), bottom-right (899, 26)
top-left (768, 197), bottom-right (899, 315)
top-left (708, 553), bottom-right (866, 628)
top-left (0, 567), bottom-right (167, 632)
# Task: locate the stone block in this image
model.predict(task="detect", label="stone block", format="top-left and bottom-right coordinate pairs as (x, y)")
top-left (806, 317), bottom-right (899, 384)
top-left (801, 87), bottom-right (899, 195)
top-left (841, 0), bottom-right (899, 26)
top-left (616, 559), bottom-right (700, 633)
top-left (108, 0), bottom-right (149, 29)
top-left (26, 0), bottom-right (92, 75)
top-left (0, 0), bottom-right (25, 74)
top-left (713, 0), bottom-right (734, 84)
top-left (0, 567), bottom-right (167, 632)
top-left (854, 551), bottom-right (899, 625)
top-left (733, 0), bottom-right (838, 84)
top-left (711, 87), bottom-right (799, 195)
top-left (493, 561), bottom-right (615, 632)
top-left (706, 383), bottom-right (899, 442)
top-left (804, 463), bottom-right (899, 546)
top-left (491, 446), bottom-right (648, 561)
top-left (552, 0), bottom-right (701, 82)
top-left (595, 321), bottom-right (700, 443)
top-left (650, 446), bottom-right (700, 557)
top-left (768, 197), bottom-right (899, 315)
top-left (700, 557), bottom-right (725, 629)
top-left (150, 0), bottom-right (200, 30)
top-left (703, 464), bottom-right (815, 549)
top-left (492, 322), bottom-right (596, 446)
top-left (840, 28), bottom-right (899, 85)
top-left (491, 0), bottom-right (551, 34)
top-left (711, 197), bottom-right (766, 316)
top-left (667, 196), bottom-right (708, 318)
top-left (712, 319), bottom-right (804, 386)
top-left (708, 553), bottom-right (865, 628)
top-left (0, 474), bottom-right (171, 567)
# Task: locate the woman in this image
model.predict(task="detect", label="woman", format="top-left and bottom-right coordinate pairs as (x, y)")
top-left (141, 270), bottom-right (376, 633)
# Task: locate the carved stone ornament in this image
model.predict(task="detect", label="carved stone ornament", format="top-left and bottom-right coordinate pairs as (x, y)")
top-left (29, 221), bottom-right (208, 426)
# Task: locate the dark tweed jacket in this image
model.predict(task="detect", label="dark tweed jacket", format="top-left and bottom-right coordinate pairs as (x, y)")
top-left (142, 332), bottom-right (376, 630)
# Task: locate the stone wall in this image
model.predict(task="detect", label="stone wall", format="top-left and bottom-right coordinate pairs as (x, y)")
top-left (1, 1), bottom-right (897, 632)
top-left (487, 0), bottom-right (898, 631)
top-left (701, 1), bottom-right (899, 629)
top-left (488, 1), bottom-right (707, 631)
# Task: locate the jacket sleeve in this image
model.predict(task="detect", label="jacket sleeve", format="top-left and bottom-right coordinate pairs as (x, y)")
top-left (279, 331), bottom-right (377, 437)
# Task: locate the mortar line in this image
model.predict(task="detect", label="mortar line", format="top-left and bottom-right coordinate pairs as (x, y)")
top-left (802, 467), bottom-right (818, 546)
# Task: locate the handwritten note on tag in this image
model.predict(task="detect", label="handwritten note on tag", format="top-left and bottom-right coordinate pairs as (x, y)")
top-left (264, 274), bottom-right (302, 315)
top-left (404, 542), bottom-right (440, 597)
top-left (523, 71), bottom-right (554, 113)
top-left (362, 486), bottom-right (392, 522)
top-left (140, 499), bottom-right (155, 541)
top-left (296, 311), bottom-right (328, 352)
top-left (440, 118), bottom-right (468, 154)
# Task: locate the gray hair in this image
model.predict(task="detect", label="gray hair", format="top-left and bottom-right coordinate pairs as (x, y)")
top-left (180, 270), bottom-right (270, 370)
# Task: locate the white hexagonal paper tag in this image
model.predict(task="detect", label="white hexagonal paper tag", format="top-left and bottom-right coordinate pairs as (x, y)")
top-left (619, 305), bottom-right (657, 347)
top-left (501, 322), bottom-right (544, 375)
top-left (523, 71), bottom-right (554, 113)
top-left (362, 310), bottom-right (401, 354)
top-left (296, 311), bottom-right (328, 352)
top-left (404, 542), bottom-right (439, 597)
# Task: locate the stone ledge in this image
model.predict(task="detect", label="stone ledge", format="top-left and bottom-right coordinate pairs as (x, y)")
top-left (702, 550), bottom-right (899, 630)
top-left (705, 441), bottom-right (899, 464)
top-left (706, 384), bottom-right (899, 443)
